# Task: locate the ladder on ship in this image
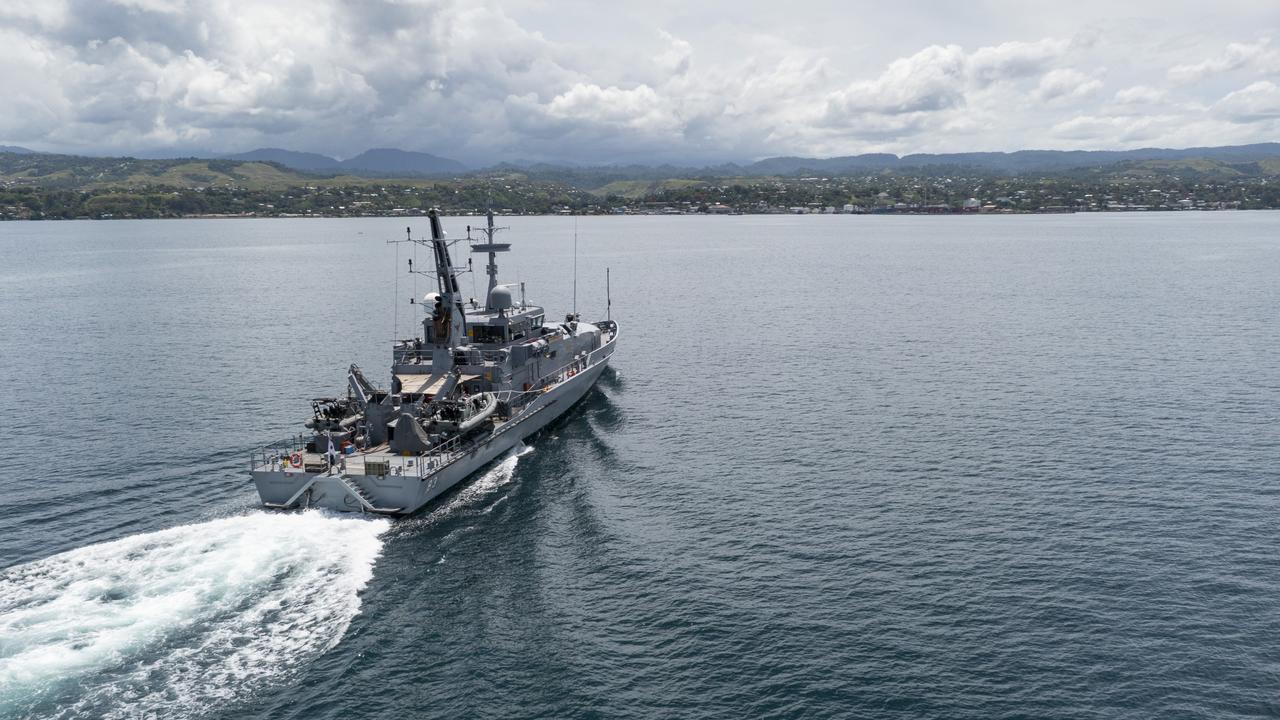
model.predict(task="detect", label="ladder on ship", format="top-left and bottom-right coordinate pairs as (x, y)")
top-left (337, 475), bottom-right (403, 514)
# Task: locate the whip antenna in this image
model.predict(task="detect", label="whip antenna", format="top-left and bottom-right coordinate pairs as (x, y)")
top-left (386, 226), bottom-right (414, 342)
top-left (572, 217), bottom-right (578, 318)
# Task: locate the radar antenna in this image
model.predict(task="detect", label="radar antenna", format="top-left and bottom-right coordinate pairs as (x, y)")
top-left (386, 226), bottom-right (415, 341)
top-left (572, 217), bottom-right (578, 318)
top-left (468, 209), bottom-right (511, 310)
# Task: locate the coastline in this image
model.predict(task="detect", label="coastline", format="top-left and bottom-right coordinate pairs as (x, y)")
top-left (0, 206), bottom-right (1272, 221)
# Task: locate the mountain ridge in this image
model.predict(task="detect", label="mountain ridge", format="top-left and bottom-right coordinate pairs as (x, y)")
top-left (4, 143), bottom-right (1280, 187)
top-left (218, 142), bottom-right (1280, 176)
top-left (219, 148), bottom-right (341, 171)
top-left (738, 143), bottom-right (1280, 176)
top-left (219, 147), bottom-right (467, 175)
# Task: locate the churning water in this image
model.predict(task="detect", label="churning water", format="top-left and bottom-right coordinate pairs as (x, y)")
top-left (0, 512), bottom-right (389, 719)
top-left (1, 213), bottom-right (1278, 719)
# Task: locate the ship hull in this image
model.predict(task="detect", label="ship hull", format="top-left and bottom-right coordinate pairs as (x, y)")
top-left (251, 341), bottom-right (613, 516)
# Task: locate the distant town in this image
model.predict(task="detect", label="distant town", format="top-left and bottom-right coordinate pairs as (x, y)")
top-left (2, 148), bottom-right (1278, 220)
top-left (2, 174), bottom-right (1275, 221)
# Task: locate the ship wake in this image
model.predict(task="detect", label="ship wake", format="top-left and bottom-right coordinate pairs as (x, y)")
top-left (0, 511), bottom-right (390, 719)
top-left (398, 443), bottom-right (535, 544)
top-left (446, 442), bottom-right (533, 514)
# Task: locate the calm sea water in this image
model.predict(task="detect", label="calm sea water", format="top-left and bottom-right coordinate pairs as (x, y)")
top-left (1, 213), bottom-right (1278, 719)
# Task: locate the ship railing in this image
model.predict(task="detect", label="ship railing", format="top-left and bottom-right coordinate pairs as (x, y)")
top-left (412, 435), bottom-right (464, 478)
top-left (408, 433), bottom-right (491, 479)
top-left (453, 349), bottom-right (507, 366)
top-left (249, 434), bottom-right (309, 472)
top-left (491, 352), bottom-right (601, 410)
top-left (395, 347), bottom-right (507, 369)
top-left (409, 402), bottom-right (552, 479)
top-left (394, 346), bottom-right (430, 365)
top-left (537, 354), bottom-right (593, 386)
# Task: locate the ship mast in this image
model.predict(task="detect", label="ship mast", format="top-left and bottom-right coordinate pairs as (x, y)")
top-left (428, 209), bottom-right (468, 345)
top-left (401, 208), bottom-right (470, 361)
top-left (469, 209), bottom-right (510, 310)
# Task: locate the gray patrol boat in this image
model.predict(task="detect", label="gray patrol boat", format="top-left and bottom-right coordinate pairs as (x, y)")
top-left (250, 209), bottom-right (618, 515)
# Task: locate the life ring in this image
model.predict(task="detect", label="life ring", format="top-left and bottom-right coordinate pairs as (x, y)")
top-left (289, 452), bottom-right (303, 468)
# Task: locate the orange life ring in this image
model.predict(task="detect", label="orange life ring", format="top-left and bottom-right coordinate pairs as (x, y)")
top-left (289, 452), bottom-right (303, 468)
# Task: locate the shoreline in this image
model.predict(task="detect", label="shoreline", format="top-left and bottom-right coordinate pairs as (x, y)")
top-left (1, 207), bottom-right (1274, 222)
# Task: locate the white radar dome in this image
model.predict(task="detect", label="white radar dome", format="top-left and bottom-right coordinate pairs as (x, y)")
top-left (488, 286), bottom-right (514, 311)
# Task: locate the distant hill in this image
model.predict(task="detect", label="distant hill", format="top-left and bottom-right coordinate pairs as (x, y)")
top-left (0, 149), bottom-right (480, 192)
top-left (1090, 156), bottom-right (1280, 181)
top-left (11, 142), bottom-right (1280, 180)
top-left (221, 148), bottom-right (341, 171)
top-left (741, 143), bottom-right (1280, 176)
top-left (482, 143), bottom-right (1280, 183)
top-left (339, 148), bottom-right (466, 175)
top-left (0, 153), bottom-right (444, 190)
top-left (747, 153), bottom-right (898, 175)
top-left (4, 143), bottom-right (1279, 194)
top-left (0, 154), bottom-right (326, 190)
top-left (220, 147), bottom-right (466, 176)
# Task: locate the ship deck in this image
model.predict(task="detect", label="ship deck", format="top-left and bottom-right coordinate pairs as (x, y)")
top-left (253, 412), bottom-right (510, 478)
top-left (271, 444), bottom-right (438, 477)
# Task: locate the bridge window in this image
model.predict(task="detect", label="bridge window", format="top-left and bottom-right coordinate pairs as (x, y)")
top-left (471, 325), bottom-right (506, 343)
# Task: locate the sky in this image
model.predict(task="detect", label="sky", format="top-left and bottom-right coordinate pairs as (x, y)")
top-left (1, 0), bottom-right (1278, 165)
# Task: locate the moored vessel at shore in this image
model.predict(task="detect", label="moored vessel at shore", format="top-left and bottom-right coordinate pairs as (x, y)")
top-left (249, 209), bottom-right (617, 515)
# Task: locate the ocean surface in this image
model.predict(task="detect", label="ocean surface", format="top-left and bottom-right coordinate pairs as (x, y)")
top-left (0, 212), bottom-right (1278, 719)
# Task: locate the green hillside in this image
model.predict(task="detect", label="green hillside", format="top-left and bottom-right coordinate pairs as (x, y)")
top-left (3, 149), bottom-right (1279, 219)
top-left (590, 179), bottom-right (705, 198)
top-left (1100, 157), bottom-right (1277, 180)
top-left (588, 178), bottom-right (760, 198)
top-left (0, 154), bottom-right (451, 191)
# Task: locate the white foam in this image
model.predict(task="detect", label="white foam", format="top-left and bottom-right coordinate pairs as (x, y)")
top-left (0, 511), bottom-right (390, 719)
top-left (396, 444), bottom-right (534, 544)
top-left (440, 443), bottom-right (531, 514)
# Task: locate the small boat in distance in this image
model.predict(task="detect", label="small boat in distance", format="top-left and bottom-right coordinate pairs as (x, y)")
top-left (249, 209), bottom-right (618, 515)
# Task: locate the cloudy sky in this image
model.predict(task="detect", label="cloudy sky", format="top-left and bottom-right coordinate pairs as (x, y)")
top-left (2, 0), bottom-right (1278, 165)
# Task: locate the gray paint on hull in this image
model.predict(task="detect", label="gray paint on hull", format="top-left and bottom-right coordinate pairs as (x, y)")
top-left (251, 350), bottom-right (611, 516)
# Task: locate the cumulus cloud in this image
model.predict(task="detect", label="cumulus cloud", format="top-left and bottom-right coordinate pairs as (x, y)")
top-left (1051, 113), bottom-right (1169, 143)
top-left (545, 83), bottom-right (681, 134)
top-left (969, 38), bottom-right (1070, 85)
top-left (2, 0), bottom-right (1280, 162)
top-left (1113, 85), bottom-right (1166, 105)
top-left (826, 45), bottom-right (968, 116)
top-left (1034, 68), bottom-right (1103, 102)
top-left (1215, 80), bottom-right (1280, 122)
top-left (1168, 38), bottom-right (1280, 83)
top-left (819, 38), bottom-right (1077, 144)
top-left (0, 28), bottom-right (69, 140)
top-left (656, 30), bottom-right (692, 78)
top-left (824, 37), bottom-right (1074, 122)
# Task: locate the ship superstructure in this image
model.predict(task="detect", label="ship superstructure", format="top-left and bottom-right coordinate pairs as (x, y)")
top-left (250, 210), bottom-right (618, 515)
